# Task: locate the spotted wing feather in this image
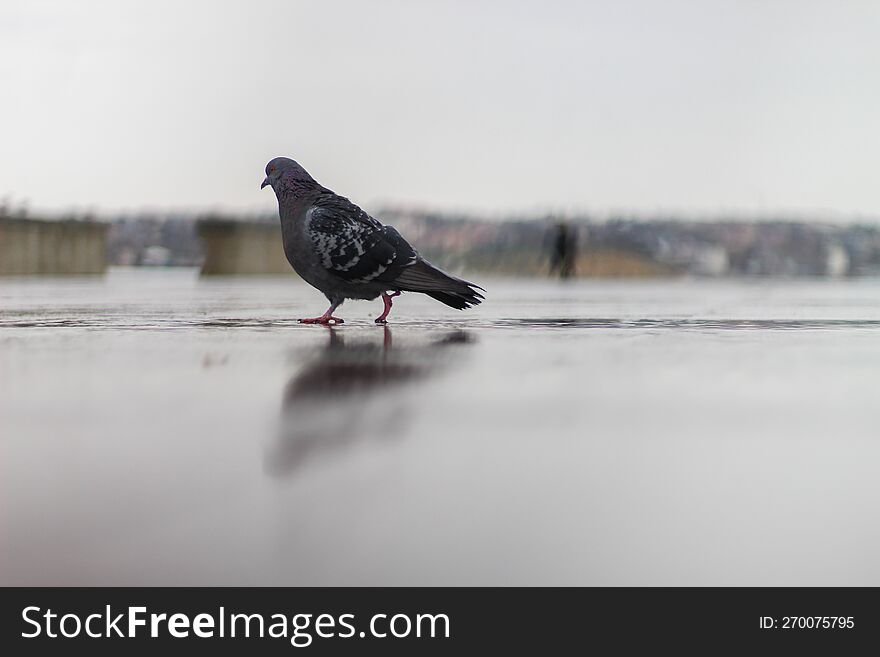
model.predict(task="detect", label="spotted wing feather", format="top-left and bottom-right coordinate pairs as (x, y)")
top-left (306, 194), bottom-right (418, 285)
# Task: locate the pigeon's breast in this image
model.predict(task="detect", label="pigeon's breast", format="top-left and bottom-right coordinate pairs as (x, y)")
top-left (278, 206), bottom-right (326, 287)
top-left (278, 206), bottom-right (375, 300)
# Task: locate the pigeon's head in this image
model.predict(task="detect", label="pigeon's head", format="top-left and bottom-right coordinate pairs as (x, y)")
top-left (261, 157), bottom-right (316, 191)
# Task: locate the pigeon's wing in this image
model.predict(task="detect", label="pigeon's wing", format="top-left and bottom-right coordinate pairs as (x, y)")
top-left (306, 194), bottom-right (418, 285)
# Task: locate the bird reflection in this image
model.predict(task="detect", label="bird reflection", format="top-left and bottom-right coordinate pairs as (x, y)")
top-left (264, 326), bottom-right (473, 477)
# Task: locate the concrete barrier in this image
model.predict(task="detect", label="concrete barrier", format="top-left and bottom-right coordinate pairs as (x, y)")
top-left (0, 218), bottom-right (107, 275)
top-left (197, 218), bottom-right (290, 275)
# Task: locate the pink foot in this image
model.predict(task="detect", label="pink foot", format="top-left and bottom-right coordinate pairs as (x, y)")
top-left (299, 315), bottom-right (344, 325)
top-left (375, 291), bottom-right (402, 324)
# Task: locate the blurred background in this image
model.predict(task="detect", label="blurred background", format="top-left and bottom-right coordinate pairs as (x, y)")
top-left (2, 0), bottom-right (880, 277)
top-left (3, 1), bottom-right (880, 586)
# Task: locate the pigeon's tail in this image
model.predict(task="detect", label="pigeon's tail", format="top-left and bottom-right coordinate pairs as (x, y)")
top-left (393, 260), bottom-right (484, 310)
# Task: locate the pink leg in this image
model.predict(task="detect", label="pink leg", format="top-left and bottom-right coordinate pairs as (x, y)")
top-left (374, 291), bottom-right (401, 324)
top-left (299, 303), bottom-right (344, 325)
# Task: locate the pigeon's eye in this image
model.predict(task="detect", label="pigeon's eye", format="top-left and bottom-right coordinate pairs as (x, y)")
top-left (268, 165), bottom-right (276, 174)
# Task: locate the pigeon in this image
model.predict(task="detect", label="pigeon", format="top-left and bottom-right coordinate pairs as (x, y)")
top-left (261, 157), bottom-right (484, 324)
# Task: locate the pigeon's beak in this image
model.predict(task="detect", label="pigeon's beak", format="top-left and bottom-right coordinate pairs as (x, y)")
top-left (260, 177), bottom-right (270, 189)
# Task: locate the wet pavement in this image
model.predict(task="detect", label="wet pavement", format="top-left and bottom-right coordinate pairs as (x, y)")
top-left (2, 268), bottom-right (879, 585)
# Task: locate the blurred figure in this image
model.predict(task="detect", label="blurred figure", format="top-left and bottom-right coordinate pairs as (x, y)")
top-left (264, 327), bottom-right (474, 477)
top-left (549, 222), bottom-right (577, 279)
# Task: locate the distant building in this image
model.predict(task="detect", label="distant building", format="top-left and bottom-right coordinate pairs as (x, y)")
top-left (825, 243), bottom-right (849, 277)
top-left (691, 245), bottom-right (730, 276)
top-left (140, 245), bottom-right (173, 267)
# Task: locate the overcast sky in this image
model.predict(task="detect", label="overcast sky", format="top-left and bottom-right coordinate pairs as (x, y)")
top-left (2, 0), bottom-right (879, 218)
